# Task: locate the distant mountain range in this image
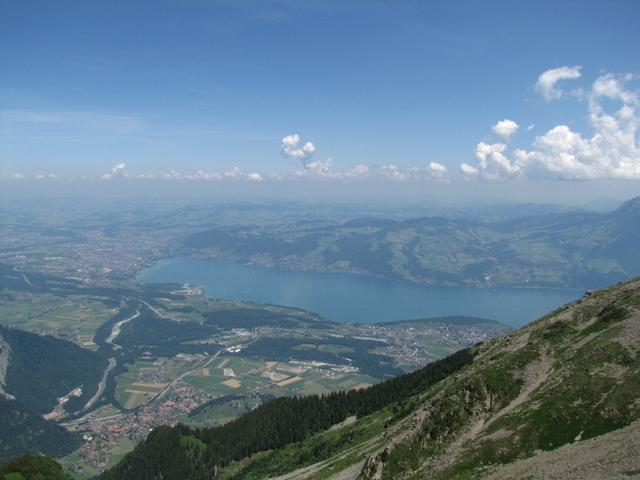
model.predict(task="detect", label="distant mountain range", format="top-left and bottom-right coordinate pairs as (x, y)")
top-left (98, 277), bottom-right (640, 479)
top-left (182, 196), bottom-right (640, 289)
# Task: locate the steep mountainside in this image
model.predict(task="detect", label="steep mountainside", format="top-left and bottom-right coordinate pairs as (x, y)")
top-left (0, 326), bottom-right (106, 462)
top-left (0, 399), bottom-right (82, 464)
top-left (100, 278), bottom-right (640, 479)
top-left (182, 197), bottom-right (640, 288)
top-left (0, 325), bottom-right (106, 415)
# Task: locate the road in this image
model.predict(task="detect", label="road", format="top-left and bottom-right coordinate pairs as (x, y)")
top-left (152, 345), bottom-right (227, 402)
top-left (153, 334), bottom-right (259, 403)
top-left (135, 297), bottom-right (167, 318)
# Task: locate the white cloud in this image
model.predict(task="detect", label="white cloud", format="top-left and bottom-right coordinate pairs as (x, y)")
top-left (381, 164), bottom-right (408, 181)
top-left (378, 162), bottom-right (449, 182)
top-left (281, 134), bottom-right (316, 159)
top-left (464, 69), bottom-right (640, 180)
top-left (101, 162), bottom-right (127, 180)
top-left (224, 166), bottom-right (242, 178)
top-left (4, 163), bottom-right (451, 184)
top-left (430, 162), bottom-right (448, 181)
top-left (292, 159), bottom-right (448, 182)
top-left (592, 73), bottom-right (638, 105)
top-left (492, 119), bottom-right (519, 139)
top-left (34, 173), bottom-right (59, 180)
top-left (535, 66), bottom-right (582, 101)
top-left (155, 167), bottom-right (264, 182)
top-left (460, 163), bottom-right (479, 177)
top-left (303, 158), bottom-right (332, 176)
top-left (473, 142), bottom-right (522, 179)
top-left (347, 164), bottom-right (369, 177)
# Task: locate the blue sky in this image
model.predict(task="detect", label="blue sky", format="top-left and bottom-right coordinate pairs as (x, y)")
top-left (1, 0), bottom-right (639, 197)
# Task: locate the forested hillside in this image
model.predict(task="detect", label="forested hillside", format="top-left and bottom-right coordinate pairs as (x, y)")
top-left (0, 399), bottom-right (82, 463)
top-left (0, 325), bottom-right (106, 414)
top-left (0, 326), bottom-right (106, 462)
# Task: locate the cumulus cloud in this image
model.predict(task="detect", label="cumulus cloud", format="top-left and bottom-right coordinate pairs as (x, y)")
top-left (224, 166), bottom-right (242, 178)
top-left (247, 172), bottom-right (263, 182)
top-left (535, 65), bottom-right (582, 101)
top-left (347, 164), bottom-right (370, 177)
top-left (381, 164), bottom-right (408, 181)
top-left (460, 163), bottom-right (479, 177)
top-left (281, 134), bottom-right (316, 159)
top-left (492, 119), bottom-right (519, 139)
top-left (409, 161), bottom-right (448, 181)
top-left (101, 162), bottom-right (127, 180)
top-left (380, 162), bottom-right (449, 182)
top-left (295, 158), bottom-right (371, 180)
top-left (473, 142), bottom-right (521, 179)
top-left (428, 161), bottom-right (447, 178)
top-left (303, 158), bottom-right (333, 176)
top-left (155, 167), bottom-right (264, 182)
top-left (293, 158), bottom-right (448, 182)
top-left (591, 73), bottom-right (638, 105)
top-left (463, 69), bottom-right (640, 180)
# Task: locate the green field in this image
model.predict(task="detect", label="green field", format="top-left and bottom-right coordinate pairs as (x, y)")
top-left (181, 355), bottom-right (385, 427)
top-left (0, 290), bottom-right (114, 349)
top-left (183, 356), bottom-right (269, 396)
top-left (114, 360), bottom-right (194, 410)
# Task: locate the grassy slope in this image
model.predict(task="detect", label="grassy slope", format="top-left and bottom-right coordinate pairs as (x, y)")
top-left (228, 278), bottom-right (640, 480)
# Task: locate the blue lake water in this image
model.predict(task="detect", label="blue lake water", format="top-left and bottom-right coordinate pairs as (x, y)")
top-left (136, 258), bottom-right (583, 327)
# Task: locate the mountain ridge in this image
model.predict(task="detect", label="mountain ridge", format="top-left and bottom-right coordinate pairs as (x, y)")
top-left (182, 197), bottom-right (640, 289)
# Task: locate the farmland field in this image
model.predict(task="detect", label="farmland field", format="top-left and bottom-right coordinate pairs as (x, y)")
top-left (0, 290), bottom-right (115, 349)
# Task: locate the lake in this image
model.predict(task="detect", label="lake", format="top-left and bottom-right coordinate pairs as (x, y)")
top-left (136, 258), bottom-right (583, 327)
